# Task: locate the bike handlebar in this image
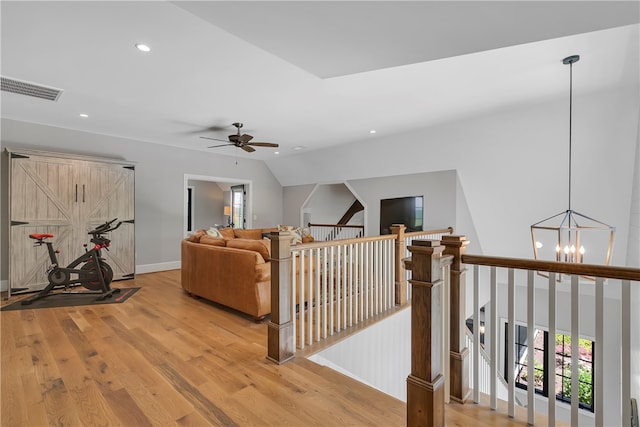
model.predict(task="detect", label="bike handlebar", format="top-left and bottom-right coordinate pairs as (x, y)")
top-left (88, 218), bottom-right (122, 235)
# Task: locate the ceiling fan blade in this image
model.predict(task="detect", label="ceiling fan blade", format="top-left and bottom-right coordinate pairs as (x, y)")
top-left (207, 143), bottom-right (234, 148)
top-left (240, 145), bottom-right (256, 153)
top-left (200, 136), bottom-right (229, 142)
top-left (247, 142), bottom-right (279, 148)
top-left (239, 134), bottom-right (253, 143)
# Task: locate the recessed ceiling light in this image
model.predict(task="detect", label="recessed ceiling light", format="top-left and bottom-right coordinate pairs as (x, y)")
top-left (369, 130), bottom-right (377, 134)
top-left (274, 151), bottom-right (280, 155)
top-left (135, 43), bottom-right (151, 52)
top-left (292, 146), bottom-right (306, 151)
top-left (79, 113), bottom-right (88, 118)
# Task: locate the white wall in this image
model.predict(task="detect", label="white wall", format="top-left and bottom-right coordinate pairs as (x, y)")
top-left (348, 170), bottom-right (457, 236)
top-left (284, 170), bottom-right (460, 238)
top-left (309, 308), bottom-right (411, 402)
top-left (282, 183), bottom-right (315, 227)
top-left (629, 114), bottom-right (640, 404)
top-left (187, 180), bottom-right (225, 230)
top-left (304, 183), bottom-right (357, 226)
top-left (0, 118), bottom-right (283, 277)
top-left (268, 88), bottom-right (639, 267)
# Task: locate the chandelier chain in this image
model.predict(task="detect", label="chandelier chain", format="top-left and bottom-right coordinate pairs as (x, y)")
top-left (568, 60), bottom-right (573, 213)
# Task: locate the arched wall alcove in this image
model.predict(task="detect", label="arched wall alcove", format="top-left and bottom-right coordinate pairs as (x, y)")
top-left (300, 182), bottom-right (367, 233)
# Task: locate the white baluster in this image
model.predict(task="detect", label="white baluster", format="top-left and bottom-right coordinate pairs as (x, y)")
top-left (595, 277), bottom-right (603, 426)
top-left (474, 264), bottom-right (480, 404)
top-left (571, 274), bottom-right (579, 425)
top-left (527, 270), bottom-right (535, 424)
top-left (548, 272), bottom-right (556, 426)
top-left (622, 279), bottom-right (631, 427)
top-left (490, 266), bottom-right (498, 411)
top-left (507, 268), bottom-right (515, 418)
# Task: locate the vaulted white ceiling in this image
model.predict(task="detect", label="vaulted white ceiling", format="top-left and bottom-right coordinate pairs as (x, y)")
top-left (1, 1), bottom-right (638, 161)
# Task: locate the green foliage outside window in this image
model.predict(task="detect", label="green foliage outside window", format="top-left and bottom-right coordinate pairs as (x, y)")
top-left (561, 364), bottom-right (593, 406)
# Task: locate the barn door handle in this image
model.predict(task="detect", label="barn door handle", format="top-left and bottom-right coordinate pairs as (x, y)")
top-left (75, 184), bottom-right (78, 202)
top-left (82, 184), bottom-right (85, 203)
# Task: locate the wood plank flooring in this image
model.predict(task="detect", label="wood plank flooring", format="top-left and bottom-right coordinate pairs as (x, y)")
top-left (2, 270), bottom-right (549, 426)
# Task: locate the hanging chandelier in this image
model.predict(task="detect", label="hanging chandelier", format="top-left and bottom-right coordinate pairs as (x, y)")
top-left (530, 55), bottom-right (615, 268)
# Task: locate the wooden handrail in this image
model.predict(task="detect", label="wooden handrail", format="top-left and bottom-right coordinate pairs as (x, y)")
top-left (461, 254), bottom-right (640, 281)
top-left (295, 226), bottom-right (455, 252)
top-left (291, 234), bottom-right (396, 251)
top-left (405, 227), bottom-right (454, 238)
top-left (307, 222), bottom-right (365, 229)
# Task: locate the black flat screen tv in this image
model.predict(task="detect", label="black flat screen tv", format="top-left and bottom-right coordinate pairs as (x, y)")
top-left (380, 196), bottom-right (424, 235)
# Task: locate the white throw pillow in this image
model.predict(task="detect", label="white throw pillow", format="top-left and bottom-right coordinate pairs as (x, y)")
top-left (207, 227), bottom-right (223, 238)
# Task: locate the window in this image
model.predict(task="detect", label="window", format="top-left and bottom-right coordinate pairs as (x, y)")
top-left (505, 324), bottom-right (594, 412)
top-left (231, 185), bottom-right (245, 229)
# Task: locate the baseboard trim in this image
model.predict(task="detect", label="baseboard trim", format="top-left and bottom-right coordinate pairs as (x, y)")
top-left (136, 261), bottom-right (181, 274)
top-left (0, 264), bottom-right (180, 290)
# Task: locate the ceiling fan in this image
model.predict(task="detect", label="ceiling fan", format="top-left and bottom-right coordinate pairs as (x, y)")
top-left (200, 122), bottom-right (278, 153)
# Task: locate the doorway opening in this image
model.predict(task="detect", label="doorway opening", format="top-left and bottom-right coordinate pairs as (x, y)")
top-left (231, 184), bottom-right (246, 229)
top-left (183, 174), bottom-right (252, 237)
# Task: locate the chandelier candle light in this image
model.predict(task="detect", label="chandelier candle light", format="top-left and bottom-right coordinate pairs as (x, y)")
top-left (530, 55), bottom-right (615, 268)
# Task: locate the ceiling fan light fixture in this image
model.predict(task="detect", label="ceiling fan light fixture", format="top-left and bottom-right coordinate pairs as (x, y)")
top-left (201, 121), bottom-right (278, 153)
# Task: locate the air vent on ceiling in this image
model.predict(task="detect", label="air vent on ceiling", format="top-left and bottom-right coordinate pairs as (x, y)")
top-left (1, 76), bottom-right (63, 101)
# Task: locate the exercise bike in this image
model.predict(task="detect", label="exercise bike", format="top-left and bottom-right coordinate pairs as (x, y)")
top-left (21, 218), bottom-right (122, 305)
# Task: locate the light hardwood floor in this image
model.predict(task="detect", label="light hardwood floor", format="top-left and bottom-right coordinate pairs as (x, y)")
top-left (2, 270), bottom-right (549, 426)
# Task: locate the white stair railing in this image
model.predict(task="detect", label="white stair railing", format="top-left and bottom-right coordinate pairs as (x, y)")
top-left (462, 255), bottom-right (639, 427)
top-left (291, 236), bottom-right (396, 349)
top-left (307, 223), bottom-right (365, 242)
top-left (465, 327), bottom-right (521, 406)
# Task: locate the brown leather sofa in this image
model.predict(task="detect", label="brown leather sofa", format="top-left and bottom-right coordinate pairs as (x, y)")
top-left (181, 227), bottom-right (277, 320)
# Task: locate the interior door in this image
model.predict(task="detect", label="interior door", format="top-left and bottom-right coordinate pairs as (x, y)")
top-left (231, 184), bottom-right (245, 229)
top-left (82, 160), bottom-right (135, 280)
top-left (9, 153), bottom-right (79, 294)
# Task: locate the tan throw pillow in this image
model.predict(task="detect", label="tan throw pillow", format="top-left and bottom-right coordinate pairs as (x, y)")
top-left (219, 227), bottom-right (235, 240)
top-left (234, 228), bottom-right (263, 240)
top-left (186, 229), bottom-right (206, 243)
top-left (227, 238), bottom-right (271, 262)
top-left (199, 235), bottom-right (226, 247)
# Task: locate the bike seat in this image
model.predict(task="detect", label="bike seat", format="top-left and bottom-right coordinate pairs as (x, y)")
top-left (29, 233), bottom-right (54, 240)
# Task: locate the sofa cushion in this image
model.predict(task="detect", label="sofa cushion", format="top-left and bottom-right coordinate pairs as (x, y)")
top-left (186, 229), bottom-right (206, 243)
top-left (199, 235), bottom-right (226, 247)
top-left (226, 238), bottom-right (271, 262)
top-left (234, 228), bottom-right (263, 240)
top-left (219, 227), bottom-right (235, 240)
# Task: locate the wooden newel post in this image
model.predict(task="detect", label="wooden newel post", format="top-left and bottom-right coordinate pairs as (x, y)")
top-left (390, 224), bottom-right (407, 306)
top-left (440, 235), bottom-right (470, 403)
top-left (267, 232), bottom-right (295, 364)
top-left (406, 240), bottom-right (445, 427)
